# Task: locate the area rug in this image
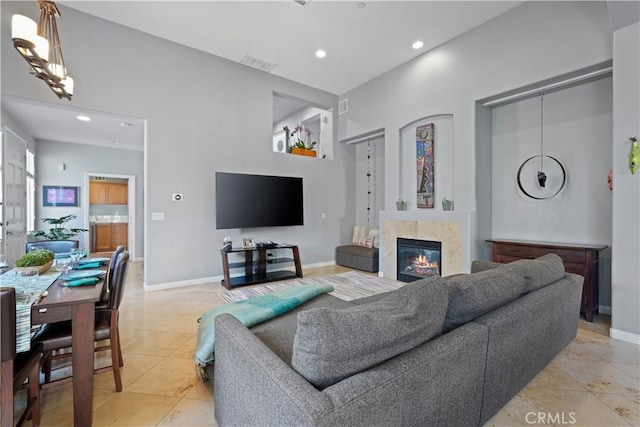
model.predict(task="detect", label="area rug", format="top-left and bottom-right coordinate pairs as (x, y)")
top-left (219, 270), bottom-right (404, 303)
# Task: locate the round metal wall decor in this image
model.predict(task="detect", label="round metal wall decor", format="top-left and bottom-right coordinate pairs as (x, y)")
top-left (516, 155), bottom-right (566, 200)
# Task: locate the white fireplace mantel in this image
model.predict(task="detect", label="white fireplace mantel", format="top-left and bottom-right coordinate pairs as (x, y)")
top-left (379, 210), bottom-right (476, 279)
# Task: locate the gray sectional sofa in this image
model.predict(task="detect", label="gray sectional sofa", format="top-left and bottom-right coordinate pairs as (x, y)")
top-left (212, 254), bottom-right (583, 426)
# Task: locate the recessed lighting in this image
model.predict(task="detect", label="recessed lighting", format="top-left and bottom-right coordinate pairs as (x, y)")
top-left (315, 49), bottom-right (327, 59)
top-left (412, 40), bottom-right (424, 50)
top-left (120, 122), bottom-right (133, 128)
top-left (76, 115), bottom-right (91, 122)
top-left (357, 2), bottom-right (366, 9)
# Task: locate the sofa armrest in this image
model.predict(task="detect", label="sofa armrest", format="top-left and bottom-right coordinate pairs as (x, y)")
top-left (214, 314), bottom-right (333, 427)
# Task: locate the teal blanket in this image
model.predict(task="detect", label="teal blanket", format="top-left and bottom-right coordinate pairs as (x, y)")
top-left (194, 283), bottom-right (334, 371)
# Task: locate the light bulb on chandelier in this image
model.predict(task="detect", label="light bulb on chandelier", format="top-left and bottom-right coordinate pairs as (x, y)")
top-left (11, 1), bottom-right (73, 100)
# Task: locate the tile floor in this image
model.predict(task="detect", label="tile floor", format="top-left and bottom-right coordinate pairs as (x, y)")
top-left (14, 262), bottom-right (640, 426)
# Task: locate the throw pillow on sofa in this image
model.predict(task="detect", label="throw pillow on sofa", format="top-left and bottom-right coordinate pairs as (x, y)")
top-left (291, 276), bottom-right (449, 389)
top-left (503, 253), bottom-right (565, 294)
top-left (444, 266), bottom-right (526, 331)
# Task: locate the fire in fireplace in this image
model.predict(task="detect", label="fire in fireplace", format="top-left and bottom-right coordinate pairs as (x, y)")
top-left (397, 238), bottom-right (442, 283)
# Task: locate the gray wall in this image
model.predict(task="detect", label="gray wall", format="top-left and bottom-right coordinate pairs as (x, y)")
top-left (339, 1), bottom-right (612, 215)
top-left (33, 140), bottom-right (144, 258)
top-left (1, 2), bottom-right (350, 287)
top-left (611, 21), bottom-right (640, 338)
top-left (354, 136), bottom-right (385, 228)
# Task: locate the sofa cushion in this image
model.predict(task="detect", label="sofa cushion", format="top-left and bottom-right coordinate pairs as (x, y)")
top-left (444, 267), bottom-right (526, 331)
top-left (503, 253), bottom-right (566, 294)
top-left (291, 276), bottom-right (449, 389)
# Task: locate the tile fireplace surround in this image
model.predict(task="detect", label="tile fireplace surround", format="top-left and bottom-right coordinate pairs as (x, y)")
top-left (379, 211), bottom-right (475, 279)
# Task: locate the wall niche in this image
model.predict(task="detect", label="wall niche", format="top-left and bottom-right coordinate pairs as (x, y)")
top-left (272, 92), bottom-right (333, 159)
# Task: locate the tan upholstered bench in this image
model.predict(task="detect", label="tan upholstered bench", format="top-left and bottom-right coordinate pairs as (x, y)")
top-left (336, 245), bottom-right (379, 273)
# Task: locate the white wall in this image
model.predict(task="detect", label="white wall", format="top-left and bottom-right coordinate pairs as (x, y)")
top-left (1, 2), bottom-right (350, 288)
top-left (611, 21), bottom-right (640, 340)
top-left (33, 140), bottom-right (145, 258)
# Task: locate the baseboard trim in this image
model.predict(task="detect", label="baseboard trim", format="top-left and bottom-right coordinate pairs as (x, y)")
top-left (599, 305), bottom-right (611, 315)
top-left (144, 260), bottom-right (336, 291)
top-left (143, 275), bottom-right (223, 292)
top-left (610, 328), bottom-right (640, 345)
top-left (305, 260), bottom-right (336, 269)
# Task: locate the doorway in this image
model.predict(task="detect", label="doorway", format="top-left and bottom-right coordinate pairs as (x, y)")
top-left (1, 127), bottom-right (28, 265)
top-left (84, 173), bottom-right (137, 260)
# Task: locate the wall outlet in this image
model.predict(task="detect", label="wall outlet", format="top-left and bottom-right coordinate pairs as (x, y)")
top-left (172, 193), bottom-right (183, 201)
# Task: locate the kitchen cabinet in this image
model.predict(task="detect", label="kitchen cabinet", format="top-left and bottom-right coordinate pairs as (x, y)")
top-left (90, 182), bottom-right (128, 205)
top-left (95, 223), bottom-right (128, 252)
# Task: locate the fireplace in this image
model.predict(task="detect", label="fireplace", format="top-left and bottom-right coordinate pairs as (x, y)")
top-left (397, 238), bottom-right (442, 283)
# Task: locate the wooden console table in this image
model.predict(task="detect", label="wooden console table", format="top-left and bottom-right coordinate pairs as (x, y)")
top-left (220, 244), bottom-right (303, 289)
top-left (486, 239), bottom-right (608, 322)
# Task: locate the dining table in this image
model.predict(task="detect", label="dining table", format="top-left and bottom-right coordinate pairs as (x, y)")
top-left (1, 263), bottom-right (106, 426)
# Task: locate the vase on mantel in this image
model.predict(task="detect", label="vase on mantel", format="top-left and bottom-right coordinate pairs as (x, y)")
top-left (291, 147), bottom-right (317, 157)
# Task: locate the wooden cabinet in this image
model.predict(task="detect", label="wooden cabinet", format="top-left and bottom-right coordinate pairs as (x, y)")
top-left (95, 224), bottom-right (113, 252)
top-left (487, 239), bottom-right (607, 322)
top-left (95, 223), bottom-right (128, 252)
top-left (89, 182), bottom-right (128, 205)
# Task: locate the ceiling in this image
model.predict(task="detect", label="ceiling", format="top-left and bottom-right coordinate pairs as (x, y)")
top-left (4, 1), bottom-right (523, 151)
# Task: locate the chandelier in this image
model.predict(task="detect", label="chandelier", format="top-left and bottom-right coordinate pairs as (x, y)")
top-left (12, 1), bottom-right (73, 100)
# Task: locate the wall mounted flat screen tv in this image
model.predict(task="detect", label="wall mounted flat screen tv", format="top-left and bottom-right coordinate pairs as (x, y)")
top-left (215, 172), bottom-right (303, 229)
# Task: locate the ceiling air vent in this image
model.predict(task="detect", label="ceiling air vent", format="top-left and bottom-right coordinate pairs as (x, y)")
top-left (339, 99), bottom-right (348, 115)
top-left (240, 55), bottom-right (277, 73)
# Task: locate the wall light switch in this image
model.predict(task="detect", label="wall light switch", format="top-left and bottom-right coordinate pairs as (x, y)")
top-left (172, 193), bottom-right (183, 201)
top-left (321, 212), bottom-right (327, 219)
top-left (152, 212), bottom-right (165, 221)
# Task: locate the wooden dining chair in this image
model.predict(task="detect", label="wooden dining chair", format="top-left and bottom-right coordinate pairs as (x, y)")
top-left (95, 245), bottom-right (126, 367)
top-left (25, 240), bottom-right (78, 254)
top-left (1, 287), bottom-right (41, 427)
top-left (96, 245), bottom-right (126, 310)
top-left (33, 251), bottom-right (130, 392)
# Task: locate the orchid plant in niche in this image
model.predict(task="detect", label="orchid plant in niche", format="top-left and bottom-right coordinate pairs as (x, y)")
top-left (287, 123), bottom-right (317, 151)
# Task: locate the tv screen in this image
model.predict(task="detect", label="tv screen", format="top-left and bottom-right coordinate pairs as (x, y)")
top-left (215, 172), bottom-right (304, 229)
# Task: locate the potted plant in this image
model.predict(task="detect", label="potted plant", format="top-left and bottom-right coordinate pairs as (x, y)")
top-left (287, 124), bottom-right (317, 157)
top-left (29, 214), bottom-right (88, 240)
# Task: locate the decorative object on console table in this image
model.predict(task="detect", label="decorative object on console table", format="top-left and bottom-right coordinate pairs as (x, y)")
top-left (242, 238), bottom-right (255, 249)
top-left (486, 239), bottom-right (607, 322)
top-left (416, 123), bottom-right (434, 208)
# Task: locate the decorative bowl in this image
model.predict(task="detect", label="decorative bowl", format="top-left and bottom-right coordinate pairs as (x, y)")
top-left (15, 260), bottom-right (54, 274)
